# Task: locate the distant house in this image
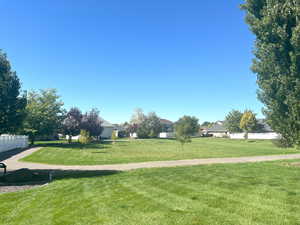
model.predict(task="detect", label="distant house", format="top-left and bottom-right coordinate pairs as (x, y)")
top-left (206, 121), bottom-right (228, 137)
top-left (100, 119), bottom-right (114, 139)
top-left (159, 119), bottom-right (174, 138)
top-left (67, 118), bottom-right (114, 140)
top-left (160, 119), bottom-right (174, 132)
top-left (206, 119), bottom-right (281, 139)
top-left (229, 119), bottom-right (281, 140)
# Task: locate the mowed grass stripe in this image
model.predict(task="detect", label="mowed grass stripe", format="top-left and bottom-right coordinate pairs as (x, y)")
top-left (22, 138), bottom-right (298, 165)
top-left (1, 161), bottom-right (300, 224)
top-left (123, 176), bottom-right (258, 225)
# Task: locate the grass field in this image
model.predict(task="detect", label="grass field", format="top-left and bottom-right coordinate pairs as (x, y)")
top-left (1, 160), bottom-right (300, 225)
top-left (21, 138), bottom-right (298, 165)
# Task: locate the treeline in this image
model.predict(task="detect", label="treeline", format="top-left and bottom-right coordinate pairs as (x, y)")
top-left (0, 50), bottom-right (103, 144)
top-left (123, 108), bottom-right (200, 149)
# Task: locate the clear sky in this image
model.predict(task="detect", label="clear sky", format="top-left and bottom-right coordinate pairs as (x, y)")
top-left (0, 0), bottom-right (264, 124)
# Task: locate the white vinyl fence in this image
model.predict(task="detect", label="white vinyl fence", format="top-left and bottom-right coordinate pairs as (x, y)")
top-left (229, 132), bottom-right (281, 140)
top-left (0, 135), bottom-right (28, 153)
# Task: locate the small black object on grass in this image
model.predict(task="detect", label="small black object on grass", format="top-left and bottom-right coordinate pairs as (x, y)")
top-left (0, 163), bottom-right (6, 176)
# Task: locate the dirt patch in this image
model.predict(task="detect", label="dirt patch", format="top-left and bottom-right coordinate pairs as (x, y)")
top-left (289, 162), bottom-right (300, 167)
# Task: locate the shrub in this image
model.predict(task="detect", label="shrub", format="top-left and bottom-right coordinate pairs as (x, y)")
top-left (79, 130), bottom-right (92, 144)
top-left (111, 130), bottom-right (118, 144)
top-left (272, 138), bottom-right (293, 148)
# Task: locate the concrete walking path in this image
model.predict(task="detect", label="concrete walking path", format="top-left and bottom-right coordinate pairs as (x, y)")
top-left (3, 147), bottom-right (300, 172)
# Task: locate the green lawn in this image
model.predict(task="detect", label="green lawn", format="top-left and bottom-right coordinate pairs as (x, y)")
top-left (1, 161), bottom-right (300, 225)
top-left (21, 138), bottom-right (298, 165)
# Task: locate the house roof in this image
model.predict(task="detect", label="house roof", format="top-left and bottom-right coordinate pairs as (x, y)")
top-left (100, 118), bottom-right (114, 127)
top-left (207, 119), bottom-right (274, 133)
top-left (207, 122), bottom-right (227, 132)
top-left (160, 119), bottom-right (173, 125)
top-left (257, 119), bottom-right (273, 132)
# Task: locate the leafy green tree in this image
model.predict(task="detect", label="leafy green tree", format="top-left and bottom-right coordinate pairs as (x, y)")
top-left (242, 0), bottom-right (300, 147)
top-left (175, 116), bottom-right (199, 150)
top-left (0, 50), bottom-right (27, 134)
top-left (224, 110), bottom-right (243, 133)
top-left (81, 108), bottom-right (103, 140)
top-left (240, 110), bottom-right (258, 139)
top-left (79, 129), bottom-right (92, 144)
top-left (62, 107), bottom-right (82, 143)
top-left (130, 108), bottom-right (146, 125)
top-left (111, 130), bottom-right (118, 144)
top-left (23, 89), bottom-right (65, 144)
top-left (201, 121), bottom-right (213, 128)
top-left (136, 112), bottom-right (162, 138)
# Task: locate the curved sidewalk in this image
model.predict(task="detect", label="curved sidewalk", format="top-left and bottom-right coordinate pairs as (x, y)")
top-left (3, 147), bottom-right (300, 172)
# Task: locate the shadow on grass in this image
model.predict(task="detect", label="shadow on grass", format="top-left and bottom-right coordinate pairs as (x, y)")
top-left (0, 148), bottom-right (30, 162)
top-left (36, 141), bottom-right (108, 150)
top-left (0, 168), bottom-right (120, 186)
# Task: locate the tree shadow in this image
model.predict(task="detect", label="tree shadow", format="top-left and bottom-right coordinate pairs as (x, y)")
top-left (36, 141), bottom-right (108, 150)
top-left (0, 148), bottom-right (29, 162)
top-left (0, 168), bottom-right (120, 186)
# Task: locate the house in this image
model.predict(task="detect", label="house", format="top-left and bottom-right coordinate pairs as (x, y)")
top-left (206, 119), bottom-right (281, 139)
top-left (229, 119), bottom-right (281, 140)
top-left (206, 121), bottom-right (228, 137)
top-left (159, 119), bottom-right (175, 138)
top-left (100, 119), bottom-right (114, 139)
top-left (67, 118), bottom-right (114, 140)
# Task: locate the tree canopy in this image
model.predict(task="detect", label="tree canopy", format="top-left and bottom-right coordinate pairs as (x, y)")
top-left (62, 107), bottom-right (82, 143)
top-left (242, 0), bottom-right (300, 146)
top-left (174, 116), bottom-right (199, 149)
top-left (81, 108), bottom-right (103, 140)
top-left (224, 110), bottom-right (243, 133)
top-left (23, 89), bottom-right (65, 143)
top-left (0, 50), bottom-right (26, 134)
top-left (240, 110), bottom-right (258, 139)
top-left (136, 112), bottom-right (162, 138)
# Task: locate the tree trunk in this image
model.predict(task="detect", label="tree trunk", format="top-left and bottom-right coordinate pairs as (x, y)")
top-left (244, 132), bottom-right (248, 140)
top-left (68, 135), bottom-right (72, 144)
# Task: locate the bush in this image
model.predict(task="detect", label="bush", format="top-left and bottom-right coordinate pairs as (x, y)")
top-left (111, 130), bottom-right (118, 143)
top-left (79, 130), bottom-right (92, 144)
top-left (272, 138), bottom-right (293, 148)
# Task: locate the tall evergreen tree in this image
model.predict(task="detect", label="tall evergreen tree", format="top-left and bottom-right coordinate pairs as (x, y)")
top-left (0, 50), bottom-right (26, 134)
top-left (224, 110), bottom-right (243, 133)
top-left (242, 0), bottom-right (300, 147)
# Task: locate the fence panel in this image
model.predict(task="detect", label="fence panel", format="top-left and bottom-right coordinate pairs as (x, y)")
top-left (0, 135), bottom-right (29, 153)
top-left (229, 132), bottom-right (281, 140)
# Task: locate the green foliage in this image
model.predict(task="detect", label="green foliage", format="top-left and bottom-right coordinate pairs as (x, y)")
top-left (201, 121), bottom-right (213, 128)
top-left (78, 130), bottom-right (92, 144)
top-left (224, 110), bottom-right (243, 133)
top-left (81, 108), bottom-right (103, 140)
top-left (242, 0), bottom-right (300, 147)
top-left (23, 89), bottom-right (65, 144)
top-left (62, 107), bottom-right (82, 143)
top-left (272, 138), bottom-right (293, 148)
top-left (23, 128), bottom-right (38, 145)
top-left (175, 116), bottom-right (199, 149)
top-left (130, 108), bottom-right (146, 125)
top-left (0, 50), bottom-right (27, 134)
top-left (240, 110), bottom-right (258, 139)
top-left (136, 112), bottom-right (162, 138)
top-left (111, 130), bottom-right (118, 143)
top-left (176, 135), bottom-right (191, 150)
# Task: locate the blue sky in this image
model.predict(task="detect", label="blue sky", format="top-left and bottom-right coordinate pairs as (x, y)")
top-left (0, 0), bottom-right (263, 124)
